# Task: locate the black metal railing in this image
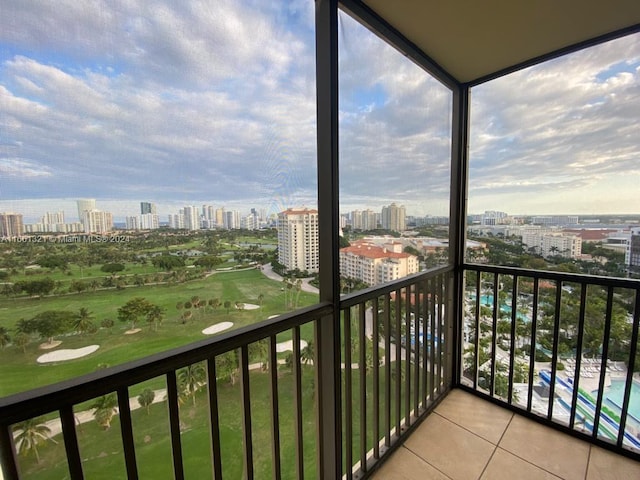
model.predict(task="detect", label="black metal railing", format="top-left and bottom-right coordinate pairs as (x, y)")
top-left (339, 266), bottom-right (453, 478)
top-left (0, 303), bottom-right (331, 479)
top-left (0, 265), bottom-right (454, 480)
top-left (462, 264), bottom-right (640, 458)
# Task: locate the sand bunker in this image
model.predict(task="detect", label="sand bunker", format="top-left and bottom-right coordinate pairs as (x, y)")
top-left (37, 345), bottom-right (100, 363)
top-left (202, 322), bottom-right (234, 335)
top-left (125, 328), bottom-right (141, 335)
top-left (276, 339), bottom-right (308, 353)
top-left (268, 315), bottom-right (279, 319)
top-left (39, 340), bottom-right (62, 350)
top-left (241, 303), bottom-right (260, 310)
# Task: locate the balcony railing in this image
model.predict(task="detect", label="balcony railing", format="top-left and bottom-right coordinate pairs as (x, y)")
top-left (0, 267), bottom-right (452, 479)
top-left (461, 264), bottom-right (640, 459)
top-left (3, 263), bottom-right (638, 478)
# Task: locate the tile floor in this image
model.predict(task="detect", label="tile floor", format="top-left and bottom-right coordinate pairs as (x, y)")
top-left (371, 389), bottom-right (640, 480)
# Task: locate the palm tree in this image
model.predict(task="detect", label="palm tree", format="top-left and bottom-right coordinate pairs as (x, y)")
top-left (14, 417), bottom-right (54, 464)
top-left (0, 327), bottom-right (10, 349)
top-left (74, 307), bottom-right (95, 335)
top-left (91, 394), bottom-right (118, 430)
top-left (178, 363), bottom-right (206, 406)
top-left (14, 332), bottom-right (30, 353)
top-left (257, 293), bottom-right (264, 309)
top-left (300, 340), bottom-right (314, 365)
top-left (137, 388), bottom-right (155, 414)
top-left (223, 300), bottom-right (232, 314)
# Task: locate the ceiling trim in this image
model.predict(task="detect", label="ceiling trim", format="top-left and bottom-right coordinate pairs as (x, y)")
top-left (469, 23), bottom-right (640, 87)
top-left (339, 0), bottom-right (460, 90)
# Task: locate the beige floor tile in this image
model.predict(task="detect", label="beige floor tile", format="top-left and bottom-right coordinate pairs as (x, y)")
top-left (370, 446), bottom-right (451, 480)
top-left (499, 415), bottom-right (589, 480)
top-left (435, 389), bottom-right (513, 444)
top-left (404, 413), bottom-right (495, 480)
top-left (586, 446), bottom-right (640, 480)
top-left (480, 448), bottom-right (561, 480)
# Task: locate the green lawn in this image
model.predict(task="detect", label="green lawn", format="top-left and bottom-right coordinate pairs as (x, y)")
top-left (0, 269), bottom-right (318, 397)
top-left (16, 367), bottom-right (319, 480)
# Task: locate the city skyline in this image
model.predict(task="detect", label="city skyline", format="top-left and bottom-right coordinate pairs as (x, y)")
top-left (1, 2), bottom-right (639, 218)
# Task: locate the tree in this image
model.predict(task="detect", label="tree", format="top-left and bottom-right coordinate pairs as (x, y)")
top-left (15, 278), bottom-right (55, 298)
top-left (117, 297), bottom-right (153, 330)
top-left (0, 327), bottom-right (10, 349)
top-left (100, 263), bottom-right (125, 274)
top-left (146, 305), bottom-right (164, 331)
top-left (217, 350), bottom-right (239, 385)
top-left (178, 363), bottom-right (206, 406)
top-left (73, 307), bottom-right (95, 335)
top-left (137, 388), bottom-right (155, 415)
top-left (223, 300), bottom-right (232, 314)
top-left (257, 294), bottom-right (264, 309)
top-left (194, 255), bottom-right (222, 269)
top-left (14, 417), bottom-right (54, 464)
top-left (14, 332), bottom-right (30, 353)
top-left (152, 254), bottom-right (185, 271)
top-left (31, 311), bottom-right (74, 344)
top-left (300, 340), bottom-right (314, 365)
top-left (92, 394), bottom-right (118, 430)
top-left (101, 318), bottom-right (114, 332)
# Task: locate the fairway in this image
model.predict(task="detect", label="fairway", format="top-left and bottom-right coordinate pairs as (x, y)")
top-left (0, 268), bottom-right (319, 397)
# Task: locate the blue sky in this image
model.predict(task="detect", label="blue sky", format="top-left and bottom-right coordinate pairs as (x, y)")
top-left (0, 1), bottom-right (638, 222)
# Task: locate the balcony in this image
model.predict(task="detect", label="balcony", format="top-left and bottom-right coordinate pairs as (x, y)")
top-left (372, 389), bottom-right (640, 480)
top-left (2, 264), bottom-right (640, 478)
top-left (2, 0), bottom-right (640, 479)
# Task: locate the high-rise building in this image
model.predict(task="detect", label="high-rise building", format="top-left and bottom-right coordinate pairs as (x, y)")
top-left (77, 199), bottom-right (96, 228)
top-left (140, 202), bottom-right (157, 215)
top-left (215, 208), bottom-right (225, 227)
top-left (0, 213), bottom-right (24, 238)
top-left (224, 210), bottom-right (241, 229)
top-left (81, 210), bottom-right (113, 233)
top-left (381, 203), bottom-right (406, 232)
top-left (277, 208), bottom-right (319, 273)
top-left (168, 212), bottom-right (185, 229)
top-left (183, 205), bottom-right (200, 231)
top-left (126, 213), bottom-right (159, 230)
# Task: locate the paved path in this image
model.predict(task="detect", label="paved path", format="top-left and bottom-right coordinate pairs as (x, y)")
top-left (260, 263), bottom-right (319, 294)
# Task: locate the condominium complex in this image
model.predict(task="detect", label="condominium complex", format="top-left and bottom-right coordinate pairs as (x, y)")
top-left (340, 240), bottom-right (419, 286)
top-left (126, 213), bottom-right (160, 230)
top-left (81, 210), bottom-right (114, 234)
top-left (521, 232), bottom-right (582, 259)
top-left (277, 208), bottom-right (319, 273)
top-left (351, 209), bottom-right (378, 230)
top-left (140, 202), bottom-right (157, 215)
top-left (381, 203), bottom-right (406, 232)
top-left (0, 213), bottom-right (24, 238)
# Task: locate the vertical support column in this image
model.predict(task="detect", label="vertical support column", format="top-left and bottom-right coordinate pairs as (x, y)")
top-left (315, 0), bottom-right (342, 478)
top-left (449, 84), bottom-right (470, 387)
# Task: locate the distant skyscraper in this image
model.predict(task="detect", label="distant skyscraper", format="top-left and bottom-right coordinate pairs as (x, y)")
top-left (140, 202), bottom-right (157, 215)
top-left (77, 199), bottom-right (96, 225)
top-left (0, 213), bottom-right (24, 237)
top-left (81, 210), bottom-right (113, 233)
top-left (215, 208), bottom-right (225, 227)
top-left (183, 206), bottom-right (200, 231)
top-left (381, 203), bottom-right (406, 232)
top-left (277, 208), bottom-right (319, 273)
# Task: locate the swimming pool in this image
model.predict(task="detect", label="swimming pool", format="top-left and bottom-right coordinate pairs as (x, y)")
top-left (600, 379), bottom-right (640, 420)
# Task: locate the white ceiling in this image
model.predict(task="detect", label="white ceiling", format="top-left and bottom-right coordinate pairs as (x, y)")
top-left (361, 0), bottom-right (640, 83)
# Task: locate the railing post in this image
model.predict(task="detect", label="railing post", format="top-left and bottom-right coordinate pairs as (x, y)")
top-left (315, 0), bottom-right (342, 478)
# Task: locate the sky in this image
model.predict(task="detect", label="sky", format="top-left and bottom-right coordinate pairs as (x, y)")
top-left (0, 1), bottom-right (638, 223)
